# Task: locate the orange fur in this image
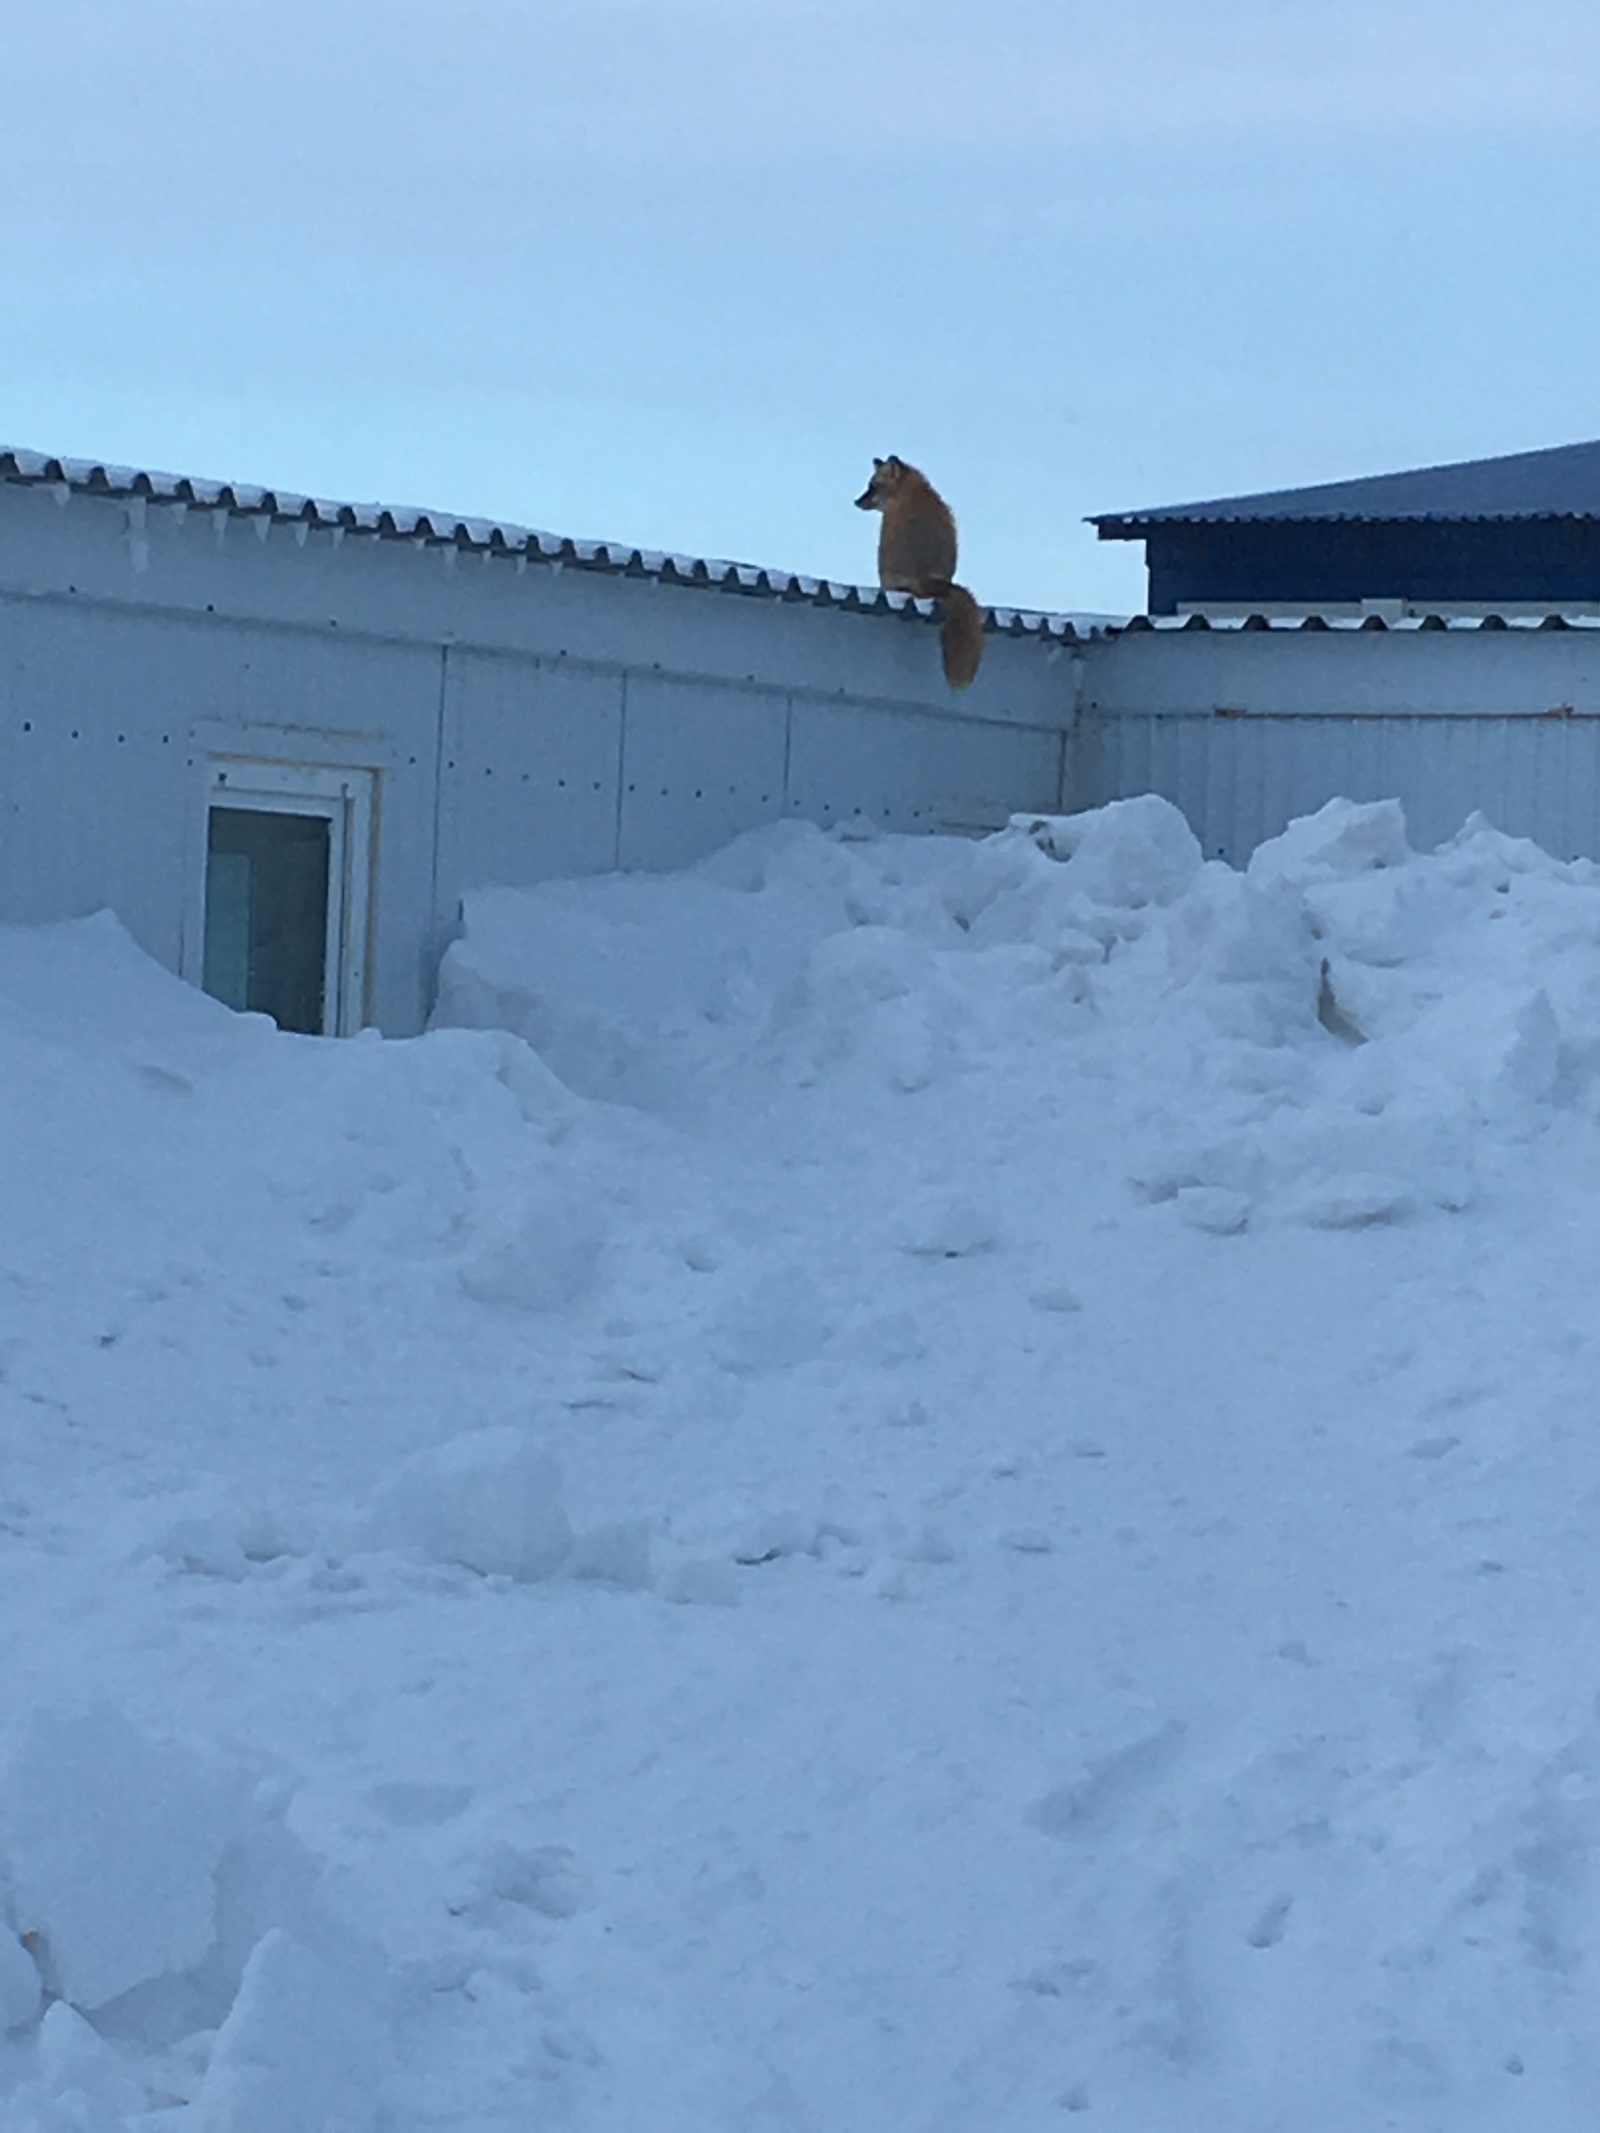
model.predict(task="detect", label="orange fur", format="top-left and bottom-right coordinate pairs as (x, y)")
top-left (854, 456), bottom-right (983, 689)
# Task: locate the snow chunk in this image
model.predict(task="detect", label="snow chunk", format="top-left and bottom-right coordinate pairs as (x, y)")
top-left (773, 926), bottom-right (960, 1092)
top-left (193, 1928), bottom-right (387, 2133)
top-left (0, 1924), bottom-right (42, 2032)
top-left (35, 1999), bottom-right (143, 2112)
top-left (1290, 1172), bottom-right (1417, 1229)
top-left (1174, 1185), bottom-right (1252, 1235)
top-left (0, 1706), bottom-right (243, 2012)
top-left (450, 1840), bottom-right (593, 1920)
top-left (143, 1492), bottom-right (297, 1582)
top-left (1403, 984), bottom-right (1563, 1126)
top-left (489, 1030), bottom-right (585, 1139)
top-left (1249, 796), bottom-right (1411, 883)
top-left (372, 1427), bottom-right (571, 1581)
top-left (1165, 867), bottom-right (1320, 1026)
top-left (458, 1188), bottom-right (605, 1313)
top-left (1014, 794), bottom-right (1204, 908)
top-left (436, 864), bottom-right (819, 1111)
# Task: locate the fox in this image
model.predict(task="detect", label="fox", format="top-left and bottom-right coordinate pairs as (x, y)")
top-left (854, 455), bottom-right (984, 689)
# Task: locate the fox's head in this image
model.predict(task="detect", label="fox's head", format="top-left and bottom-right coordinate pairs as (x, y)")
top-left (854, 455), bottom-right (908, 511)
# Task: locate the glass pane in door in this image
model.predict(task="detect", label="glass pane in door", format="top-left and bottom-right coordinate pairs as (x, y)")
top-left (203, 807), bottom-right (332, 1034)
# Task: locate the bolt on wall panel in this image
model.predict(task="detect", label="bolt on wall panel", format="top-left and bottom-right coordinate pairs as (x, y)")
top-left (616, 675), bottom-right (789, 873)
top-left (787, 701), bottom-right (1063, 838)
top-left (1, 597), bottom-right (203, 965)
top-left (436, 652), bottom-right (625, 910)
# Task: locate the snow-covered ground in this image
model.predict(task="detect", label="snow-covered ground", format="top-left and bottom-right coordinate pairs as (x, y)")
top-left (5, 793), bottom-right (1600, 2130)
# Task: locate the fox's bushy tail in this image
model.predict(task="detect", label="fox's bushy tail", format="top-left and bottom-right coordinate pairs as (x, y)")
top-left (935, 582), bottom-right (983, 689)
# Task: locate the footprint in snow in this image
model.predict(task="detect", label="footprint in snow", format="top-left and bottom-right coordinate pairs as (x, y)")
top-left (1028, 1719), bottom-right (1186, 1837)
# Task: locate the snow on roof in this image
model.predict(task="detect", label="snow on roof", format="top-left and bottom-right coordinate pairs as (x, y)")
top-left (0, 444), bottom-right (1084, 645)
top-left (1092, 440), bottom-right (1600, 532)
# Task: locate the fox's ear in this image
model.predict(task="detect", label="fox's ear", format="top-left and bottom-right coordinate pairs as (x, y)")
top-left (872, 457), bottom-right (885, 469)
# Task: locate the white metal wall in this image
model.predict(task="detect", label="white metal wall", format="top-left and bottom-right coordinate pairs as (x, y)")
top-left (0, 589), bottom-right (444, 1030)
top-left (787, 698), bottom-right (1065, 838)
top-left (24, 467), bottom-right (1600, 1041)
top-left (617, 674), bottom-right (790, 872)
top-left (432, 656), bottom-right (1069, 885)
top-left (435, 651), bottom-right (625, 891)
top-left (0, 479), bottom-right (1076, 1034)
top-left (1080, 625), bottom-right (1600, 863)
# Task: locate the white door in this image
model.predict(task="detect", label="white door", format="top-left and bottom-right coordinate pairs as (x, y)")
top-left (184, 760), bottom-right (374, 1035)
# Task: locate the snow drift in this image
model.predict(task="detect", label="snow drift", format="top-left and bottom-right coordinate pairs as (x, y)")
top-left (5, 795), bottom-right (1600, 2127)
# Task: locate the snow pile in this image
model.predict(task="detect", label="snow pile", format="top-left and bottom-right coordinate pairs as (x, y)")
top-left (193, 1927), bottom-right (389, 2133)
top-left (1, 1707), bottom-right (243, 2014)
top-left (370, 1427), bottom-right (571, 1581)
top-left (9, 794), bottom-right (1600, 2126)
top-left (0, 1707), bottom-right (394, 2129)
top-left (441, 794), bottom-right (1600, 1236)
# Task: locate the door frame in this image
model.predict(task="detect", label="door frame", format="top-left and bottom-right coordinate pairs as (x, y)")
top-left (181, 755), bottom-right (376, 1035)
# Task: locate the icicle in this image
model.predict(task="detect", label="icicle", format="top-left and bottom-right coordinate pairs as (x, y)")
top-left (123, 496), bottom-right (149, 574)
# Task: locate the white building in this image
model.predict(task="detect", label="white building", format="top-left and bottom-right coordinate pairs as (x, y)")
top-left (0, 448), bottom-right (1076, 1036)
top-left (6, 443), bottom-right (1599, 1041)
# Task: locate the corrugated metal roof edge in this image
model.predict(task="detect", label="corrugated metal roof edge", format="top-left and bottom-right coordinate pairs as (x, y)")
top-left (1110, 612), bottom-right (1600, 634)
top-left (0, 446), bottom-right (1085, 646)
top-left (1093, 510), bottom-right (1600, 532)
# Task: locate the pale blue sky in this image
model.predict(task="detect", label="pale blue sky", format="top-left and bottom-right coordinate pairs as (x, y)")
top-left (5, 0), bottom-right (1598, 614)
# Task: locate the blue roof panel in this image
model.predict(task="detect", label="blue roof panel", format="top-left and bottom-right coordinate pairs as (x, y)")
top-left (1093, 440), bottom-right (1600, 532)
